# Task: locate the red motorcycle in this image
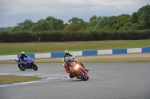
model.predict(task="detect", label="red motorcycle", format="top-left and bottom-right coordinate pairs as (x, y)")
top-left (68, 61), bottom-right (89, 81)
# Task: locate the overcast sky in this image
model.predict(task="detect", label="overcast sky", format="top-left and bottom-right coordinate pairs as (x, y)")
top-left (0, 0), bottom-right (150, 27)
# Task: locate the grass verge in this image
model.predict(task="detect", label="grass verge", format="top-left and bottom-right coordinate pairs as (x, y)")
top-left (0, 40), bottom-right (150, 55)
top-left (0, 75), bottom-right (41, 85)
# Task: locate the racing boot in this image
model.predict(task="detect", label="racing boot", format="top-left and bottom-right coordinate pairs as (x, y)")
top-left (85, 68), bottom-right (89, 72)
top-left (81, 63), bottom-right (89, 72)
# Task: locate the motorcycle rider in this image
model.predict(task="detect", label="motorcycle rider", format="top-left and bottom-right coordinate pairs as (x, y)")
top-left (19, 51), bottom-right (28, 65)
top-left (63, 50), bottom-right (73, 61)
top-left (63, 50), bottom-right (89, 73)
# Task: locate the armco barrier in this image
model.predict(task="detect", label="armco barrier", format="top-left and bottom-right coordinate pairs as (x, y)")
top-left (0, 47), bottom-right (150, 61)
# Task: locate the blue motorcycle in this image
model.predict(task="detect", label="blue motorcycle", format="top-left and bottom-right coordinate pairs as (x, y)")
top-left (15, 56), bottom-right (38, 71)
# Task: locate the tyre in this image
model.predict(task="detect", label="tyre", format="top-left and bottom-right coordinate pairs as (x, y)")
top-left (18, 64), bottom-right (25, 71)
top-left (32, 63), bottom-right (38, 71)
top-left (78, 72), bottom-right (87, 81)
top-left (69, 73), bottom-right (74, 78)
top-left (87, 76), bottom-right (89, 80)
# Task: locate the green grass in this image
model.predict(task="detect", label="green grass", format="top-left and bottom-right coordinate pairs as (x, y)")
top-left (0, 40), bottom-right (150, 55)
top-left (0, 75), bottom-right (41, 85)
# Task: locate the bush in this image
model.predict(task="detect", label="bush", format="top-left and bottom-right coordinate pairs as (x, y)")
top-left (0, 30), bottom-right (150, 42)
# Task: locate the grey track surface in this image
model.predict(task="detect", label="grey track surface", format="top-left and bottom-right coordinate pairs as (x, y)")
top-left (0, 63), bottom-right (150, 99)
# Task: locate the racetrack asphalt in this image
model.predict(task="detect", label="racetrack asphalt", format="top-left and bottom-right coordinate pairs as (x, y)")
top-left (0, 63), bottom-right (150, 99)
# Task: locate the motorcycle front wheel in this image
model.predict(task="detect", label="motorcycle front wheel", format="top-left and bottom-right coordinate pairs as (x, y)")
top-left (32, 63), bottom-right (38, 71)
top-left (69, 73), bottom-right (75, 78)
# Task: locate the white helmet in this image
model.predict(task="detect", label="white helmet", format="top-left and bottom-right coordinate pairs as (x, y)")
top-left (65, 50), bottom-right (68, 53)
top-left (21, 51), bottom-right (25, 55)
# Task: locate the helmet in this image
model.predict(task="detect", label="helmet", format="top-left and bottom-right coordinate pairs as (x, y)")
top-left (65, 50), bottom-right (69, 54)
top-left (65, 57), bottom-right (70, 62)
top-left (21, 51), bottom-right (25, 56)
top-left (70, 57), bottom-right (74, 62)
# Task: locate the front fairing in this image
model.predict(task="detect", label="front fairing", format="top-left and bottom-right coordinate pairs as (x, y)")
top-left (69, 62), bottom-right (82, 72)
top-left (27, 58), bottom-right (34, 63)
top-left (22, 57), bottom-right (34, 67)
top-left (15, 58), bottom-right (19, 63)
top-left (15, 57), bottom-right (33, 69)
top-left (25, 57), bottom-right (34, 63)
top-left (69, 62), bottom-right (88, 78)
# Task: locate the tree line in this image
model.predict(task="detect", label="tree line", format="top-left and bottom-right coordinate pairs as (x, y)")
top-left (3, 4), bottom-right (150, 32)
top-left (0, 4), bottom-right (150, 42)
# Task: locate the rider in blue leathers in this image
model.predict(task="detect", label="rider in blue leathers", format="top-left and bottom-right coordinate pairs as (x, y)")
top-left (19, 51), bottom-right (28, 65)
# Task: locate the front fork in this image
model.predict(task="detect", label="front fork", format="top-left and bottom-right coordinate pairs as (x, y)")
top-left (30, 63), bottom-right (34, 68)
top-left (79, 67), bottom-right (88, 78)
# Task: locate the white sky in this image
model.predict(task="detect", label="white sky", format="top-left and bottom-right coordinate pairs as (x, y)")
top-left (0, 0), bottom-right (150, 27)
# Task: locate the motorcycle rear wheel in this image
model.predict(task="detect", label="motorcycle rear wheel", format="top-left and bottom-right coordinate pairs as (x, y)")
top-left (18, 64), bottom-right (25, 71)
top-left (78, 72), bottom-right (87, 81)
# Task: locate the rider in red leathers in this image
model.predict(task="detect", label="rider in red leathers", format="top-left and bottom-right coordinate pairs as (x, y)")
top-left (64, 57), bottom-right (76, 73)
top-left (63, 57), bottom-right (89, 73)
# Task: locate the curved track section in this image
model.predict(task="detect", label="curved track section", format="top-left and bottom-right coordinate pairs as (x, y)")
top-left (0, 73), bottom-right (68, 87)
top-left (0, 63), bottom-right (150, 99)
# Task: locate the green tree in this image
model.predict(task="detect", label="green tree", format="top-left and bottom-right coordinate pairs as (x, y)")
top-left (46, 16), bottom-right (64, 30)
top-left (10, 26), bottom-right (22, 32)
top-left (68, 17), bottom-right (84, 24)
top-left (117, 14), bottom-right (131, 30)
top-left (31, 19), bottom-right (53, 31)
top-left (137, 4), bottom-right (150, 29)
top-left (120, 22), bottom-right (132, 30)
top-left (108, 16), bottom-right (118, 30)
top-left (131, 23), bottom-right (139, 30)
top-left (95, 16), bottom-right (109, 30)
top-left (63, 24), bottom-right (81, 31)
top-left (89, 15), bottom-right (100, 24)
top-left (95, 16), bottom-right (118, 30)
top-left (86, 15), bottom-right (101, 31)
top-left (17, 19), bottom-right (34, 30)
top-left (131, 12), bottom-right (138, 23)
top-left (31, 16), bottom-right (65, 31)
